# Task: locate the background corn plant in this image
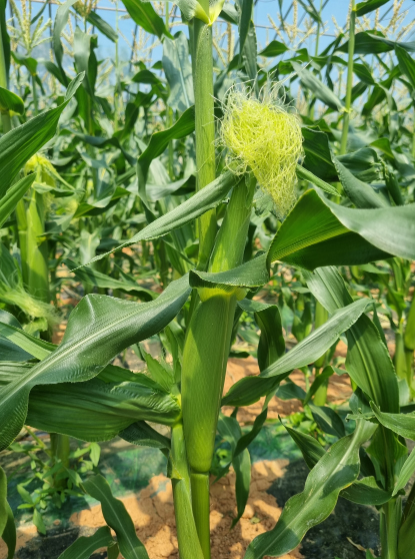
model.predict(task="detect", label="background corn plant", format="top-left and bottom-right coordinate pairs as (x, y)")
top-left (0, 0), bottom-right (415, 558)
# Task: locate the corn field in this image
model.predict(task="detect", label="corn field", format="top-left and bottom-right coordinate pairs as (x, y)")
top-left (0, 0), bottom-right (415, 557)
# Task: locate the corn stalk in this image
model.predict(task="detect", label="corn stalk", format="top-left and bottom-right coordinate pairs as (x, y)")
top-left (340, 0), bottom-right (356, 155)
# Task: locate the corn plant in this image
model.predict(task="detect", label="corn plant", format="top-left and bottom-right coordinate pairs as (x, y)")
top-left (1, 0), bottom-right (415, 558)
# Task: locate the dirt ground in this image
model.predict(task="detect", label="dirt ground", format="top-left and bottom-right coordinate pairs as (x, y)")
top-left (223, 354), bottom-right (352, 424)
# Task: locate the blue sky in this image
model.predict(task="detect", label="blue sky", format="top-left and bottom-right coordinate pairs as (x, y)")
top-left (12, 0), bottom-right (415, 70)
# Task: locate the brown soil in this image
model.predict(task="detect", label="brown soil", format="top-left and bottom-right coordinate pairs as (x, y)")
top-left (69, 461), bottom-right (301, 559)
top-left (223, 354), bottom-right (353, 424)
top-left (1, 461), bottom-right (301, 559)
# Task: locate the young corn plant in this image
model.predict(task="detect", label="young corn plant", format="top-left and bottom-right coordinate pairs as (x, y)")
top-left (1, 1), bottom-right (415, 558)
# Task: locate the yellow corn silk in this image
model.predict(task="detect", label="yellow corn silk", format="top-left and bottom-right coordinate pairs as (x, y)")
top-left (220, 86), bottom-right (303, 218)
top-left (24, 154), bottom-right (57, 188)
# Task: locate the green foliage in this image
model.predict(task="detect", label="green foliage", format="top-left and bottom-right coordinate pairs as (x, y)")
top-left (0, 1), bottom-right (414, 557)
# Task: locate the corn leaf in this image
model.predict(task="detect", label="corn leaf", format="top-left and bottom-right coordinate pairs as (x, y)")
top-left (301, 127), bottom-right (337, 182)
top-left (222, 297), bottom-right (372, 407)
top-left (0, 339), bottom-right (33, 362)
top-left (83, 474), bottom-right (149, 559)
top-left (244, 421), bottom-right (377, 559)
top-left (392, 447), bottom-right (415, 497)
top-left (162, 32), bottom-right (194, 112)
top-left (1, 503), bottom-right (15, 559)
top-left (268, 189), bottom-right (415, 269)
top-left (86, 11), bottom-right (117, 42)
top-left (240, 300), bottom-right (285, 372)
top-left (284, 425), bottom-right (325, 469)
top-left (306, 267), bottom-right (400, 414)
top-left (0, 467), bottom-right (8, 543)
top-left (53, 0), bottom-right (78, 83)
top-left (0, 322), bottom-right (54, 360)
top-left (81, 170), bottom-right (237, 268)
top-left (217, 414), bottom-right (251, 527)
top-left (292, 62), bottom-right (343, 111)
top-left (259, 40), bottom-right (288, 58)
top-left (332, 158), bottom-right (389, 209)
top-left (57, 526), bottom-right (115, 559)
top-left (285, 425), bottom-right (390, 505)
top-left (395, 45), bottom-right (415, 91)
top-left (0, 0), bottom-right (10, 80)
top-left (0, 175), bottom-right (35, 229)
top-left (122, 0), bottom-right (170, 39)
top-left (0, 87), bottom-right (24, 114)
top-left (338, 31), bottom-right (415, 55)
top-left (190, 254), bottom-right (269, 289)
top-left (259, 298), bottom-right (372, 379)
top-left (355, 0), bottom-right (389, 17)
top-left (0, 467), bottom-right (15, 559)
top-left (26, 367), bottom-right (181, 441)
top-left (308, 403), bottom-right (346, 439)
top-left (64, 259), bottom-right (156, 301)
top-left (399, 492), bottom-right (415, 559)
top-left (371, 403), bottom-right (415, 441)
top-left (0, 73), bottom-right (83, 198)
top-left (138, 106), bottom-right (195, 202)
top-left (342, 477), bottom-right (392, 506)
top-left (120, 421), bottom-right (171, 452)
top-left (0, 275), bottom-right (190, 450)
top-left (238, 0), bottom-right (254, 58)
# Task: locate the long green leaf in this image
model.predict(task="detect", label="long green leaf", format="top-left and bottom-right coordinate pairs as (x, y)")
top-left (305, 267), bottom-right (400, 414)
top-left (53, 0), bottom-right (78, 83)
top-left (341, 476), bottom-right (391, 506)
top-left (395, 45), bottom-right (415, 91)
top-left (26, 367), bottom-right (181, 441)
top-left (0, 74), bottom-right (83, 197)
top-left (217, 414), bottom-right (251, 527)
top-left (355, 0), bottom-right (389, 17)
top-left (1, 503), bottom-right (15, 559)
top-left (292, 61), bottom-right (343, 111)
top-left (268, 189), bottom-right (415, 269)
top-left (81, 171), bottom-right (237, 268)
top-left (239, 0), bottom-right (254, 57)
top-left (332, 158), bottom-right (388, 209)
top-left (162, 32), bottom-right (194, 112)
top-left (301, 127), bottom-right (338, 182)
top-left (308, 403), bottom-right (345, 439)
top-left (338, 31), bottom-right (415, 55)
top-left (371, 403), bottom-right (415, 441)
top-left (0, 87), bottom-right (24, 114)
top-left (244, 421), bottom-right (376, 558)
top-left (0, 275), bottom-right (190, 450)
top-left (138, 106), bottom-right (195, 202)
top-left (393, 446), bottom-right (415, 497)
top-left (0, 0), bottom-right (10, 81)
top-left (0, 467), bottom-right (8, 543)
top-left (223, 297), bottom-right (372, 407)
top-left (121, 0), bottom-right (169, 38)
top-left (190, 254), bottom-right (269, 290)
top-left (0, 322), bottom-right (54, 360)
top-left (120, 421), bottom-right (171, 451)
top-left (58, 526), bottom-right (115, 559)
top-left (284, 425), bottom-right (325, 469)
top-left (86, 11), bottom-right (117, 41)
top-left (0, 467), bottom-right (15, 559)
top-left (83, 475), bottom-right (149, 559)
top-left (259, 298), bottom-right (372, 379)
top-left (0, 174), bottom-right (35, 228)
top-left (285, 427), bottom-right (390, 505)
